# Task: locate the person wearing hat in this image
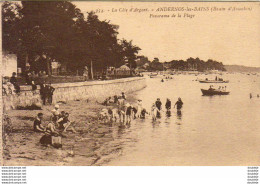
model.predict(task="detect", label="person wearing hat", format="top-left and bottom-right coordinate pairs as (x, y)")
top-left (51, 104), bottom-right (60, 124)
top-left (174, 97), bottom-right (183, 111)
top-left (52, 104), bottom-right (60, 114)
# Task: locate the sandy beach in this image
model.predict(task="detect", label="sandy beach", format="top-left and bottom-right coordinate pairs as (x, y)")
top-left (3, 93), bottom-right (137, 166)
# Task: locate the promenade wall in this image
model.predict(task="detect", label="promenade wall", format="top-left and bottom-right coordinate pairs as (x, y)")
top-left (3, 77), bottom-right (146, 111)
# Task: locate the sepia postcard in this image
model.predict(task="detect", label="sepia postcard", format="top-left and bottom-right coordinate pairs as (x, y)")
top-left (1, 1), bottom-right (260, 167)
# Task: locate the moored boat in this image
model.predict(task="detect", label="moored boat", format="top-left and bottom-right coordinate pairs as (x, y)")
top-left (149, 72), bottom-right (159, 78)
top-left (201, 89), bottom-right (230, 96)
top-left (199, 80), bottom-right (229, 83)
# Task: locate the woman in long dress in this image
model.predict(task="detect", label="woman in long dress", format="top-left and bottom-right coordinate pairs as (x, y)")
top-left (136, 99), bottom-right (142, 118)
top-left (151, 104), bottom-right (158, 121)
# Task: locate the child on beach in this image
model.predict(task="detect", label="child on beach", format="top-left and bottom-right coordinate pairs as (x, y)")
top-left (40, 119), bottom-right (62, 148)
top-left (140, 108), bottom-right (148, 119)
top-left (111, 108), bottom-right (119, 122)
top-left (51, 104), bottom-right (60, 120)
top-left (33, 113), bottom-right (45, 132)
top-left (56, 112), bottom-right (77, 133)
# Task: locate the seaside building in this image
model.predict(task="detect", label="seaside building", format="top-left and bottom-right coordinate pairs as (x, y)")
top-left (2, 51), bottom-right (18, 77)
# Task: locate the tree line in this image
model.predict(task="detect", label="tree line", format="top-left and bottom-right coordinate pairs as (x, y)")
top-left (2, 1), bottom-right (141, 76)
top-left (137, 56), bottom-right (226, 72)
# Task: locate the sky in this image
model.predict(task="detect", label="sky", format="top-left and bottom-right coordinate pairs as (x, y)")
top-left (74, 2), bottom-right (260, 67)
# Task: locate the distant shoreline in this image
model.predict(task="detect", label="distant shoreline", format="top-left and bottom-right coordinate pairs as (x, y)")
top-left (224, 65), bottom-right (260, 73)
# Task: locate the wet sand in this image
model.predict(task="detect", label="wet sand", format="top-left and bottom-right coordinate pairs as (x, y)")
top-left (3, 94), bottom-right (137, 166)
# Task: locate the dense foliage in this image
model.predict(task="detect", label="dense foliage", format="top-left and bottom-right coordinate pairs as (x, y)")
top-left (137, 57), bottom-right (226, 72)
top-left (2, 1), bottom-right (141, 76)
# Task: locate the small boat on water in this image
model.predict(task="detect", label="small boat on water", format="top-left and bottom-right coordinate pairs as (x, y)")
top-left (201, 89), bottom-right (230, 96)
top-left (149, 72), bottom-right (159, 78)
top-left (199, 80), bottom-right (229, 83)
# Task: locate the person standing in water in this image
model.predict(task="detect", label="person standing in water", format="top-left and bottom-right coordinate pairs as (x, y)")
top-left (151, 103), bottom-right (158, 121)
top-left (174, 97), bottom-right (183, 111)
top-left (165, 98), bottom-right (171, 111)
top-left (125, 103), bottom-right (132, 125)
top-left (165, 98), bottom-right (172, 117)
top-left (136, 99), bottom-right (142, 118)
top-left (155, 98), bottom-right (162, 118)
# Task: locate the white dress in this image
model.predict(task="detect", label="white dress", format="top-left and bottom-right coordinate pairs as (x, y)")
top-left (136, 101), bottom-right (142, 117)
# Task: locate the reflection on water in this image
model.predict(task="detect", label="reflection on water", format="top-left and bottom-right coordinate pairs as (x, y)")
top-left (103, 73), bottom-right (260, 166)
top-left (177, 110), bottom-right (182, 120)
top-left (166, 110), bottom-right (171, 118)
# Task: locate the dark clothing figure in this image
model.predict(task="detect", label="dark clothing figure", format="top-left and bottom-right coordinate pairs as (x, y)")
top-left (46, 85), bottom-right (55, 104)
top-left (40, 134), bottom-right (52, 145)
top-left (108, 109), bottom-right (113, 115)
top-left (132, 107), bottom-right (137, 119)
top-left (40, 84), bottom-right (47, 105)
top-left (140, 109), bottom-right (148, 119)
top-left (58, 116), bottom-right (69, 129)
top-left (25, 71), bottom-right (32, 85)
top-left (114, 95), bottom-right (118, 103)
top-left (155, 99), bottom-right (162, 118)
top-left (175, 99), bottom-right (183, 110)
top-left (40, 134), bottom-right (62, 149)
top-left (10, 76), bottom-right (17, 85)
top-left (10, 75), bottom-right (20, 93)
top-left (155, 99), bottom-right (162, 110)
top-left (126, 106), bottom-right (132, 116)
top-left (165, 99), bottom-right (171, 110)
top-left (103, 97), bottom-right (111, 106)
top-left (33, 118), bottom-right (44, 132)
top-left (209, 85), bottom-right (214, 91)
top-left (31, 82), bottom-right (37, 92)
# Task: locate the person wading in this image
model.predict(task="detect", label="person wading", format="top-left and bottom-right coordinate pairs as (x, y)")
top-left (165, 98), bottom-right (171, 111)
top-left (174, 97), bottom-right (183, 111)
top-left (155, 98), bottom-right (162, 118)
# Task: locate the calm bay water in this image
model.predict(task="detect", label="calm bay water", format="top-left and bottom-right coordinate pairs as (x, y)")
top-left (104, 73), bottom-right (260, 166)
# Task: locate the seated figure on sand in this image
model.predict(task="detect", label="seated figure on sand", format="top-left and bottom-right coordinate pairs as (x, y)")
top-left (33, 113), bottom-right (45, 132)
top-left (40, 117), bottom-right (62, 148)
top-left (56, 112), bottom-right (77, 133)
